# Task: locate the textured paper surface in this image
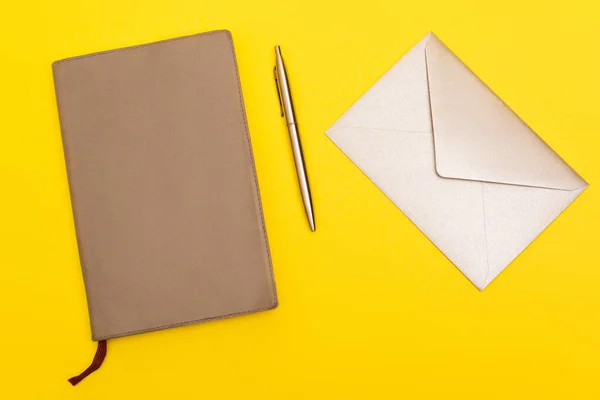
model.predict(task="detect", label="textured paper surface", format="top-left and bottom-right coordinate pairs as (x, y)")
top-left (326, 33), bottom-right (587, 289)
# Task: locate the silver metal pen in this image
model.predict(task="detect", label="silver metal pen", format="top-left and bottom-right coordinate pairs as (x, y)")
top-left (274, 45), bottom-right (316, 232)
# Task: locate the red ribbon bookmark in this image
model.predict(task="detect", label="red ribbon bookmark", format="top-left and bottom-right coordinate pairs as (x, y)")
top-left (68, 340), bottom-right (107, 386)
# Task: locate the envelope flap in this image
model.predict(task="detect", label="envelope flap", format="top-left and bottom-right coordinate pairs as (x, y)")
top-left (424, 34), bottom-right (586, 191)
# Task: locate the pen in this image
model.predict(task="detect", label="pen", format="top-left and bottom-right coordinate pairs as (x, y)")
top-left (274, 45), bottom-right (316, 232)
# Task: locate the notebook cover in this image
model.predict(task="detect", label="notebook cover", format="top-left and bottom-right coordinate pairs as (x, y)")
top-left (53, 30), bottom-right (277, 341)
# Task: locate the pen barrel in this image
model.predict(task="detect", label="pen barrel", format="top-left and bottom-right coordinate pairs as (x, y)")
top-left (287, 123), bottom-right (315, 231)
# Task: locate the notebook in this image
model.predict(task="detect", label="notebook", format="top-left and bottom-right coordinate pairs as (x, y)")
top-left (53, 30), bottom-right (278, 384)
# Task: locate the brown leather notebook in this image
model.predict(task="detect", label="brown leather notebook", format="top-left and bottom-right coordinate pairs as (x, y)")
top-left (53, 30), bottom-right (277, 384)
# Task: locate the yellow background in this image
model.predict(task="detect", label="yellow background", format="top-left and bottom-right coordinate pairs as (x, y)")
top-left (1, 0), bottom-right (599, 398)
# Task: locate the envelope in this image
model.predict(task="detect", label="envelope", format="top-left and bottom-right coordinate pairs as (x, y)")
top-left (326, 32), bottom-right (587, 289)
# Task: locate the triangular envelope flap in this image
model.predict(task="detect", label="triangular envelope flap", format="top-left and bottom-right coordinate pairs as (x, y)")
top-left (424, 34), bottom-right (587, 191)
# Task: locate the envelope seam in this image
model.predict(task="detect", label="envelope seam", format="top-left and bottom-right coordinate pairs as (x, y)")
top-left (481, 183), bottom-right (490, 288)
top-left (424, 47), bottom-right (445, 182)
top-left (326, 126), bottom-right (432, 135)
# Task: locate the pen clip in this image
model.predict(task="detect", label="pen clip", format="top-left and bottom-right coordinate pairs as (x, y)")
top-left (273, 66), bottom-right (284, 117)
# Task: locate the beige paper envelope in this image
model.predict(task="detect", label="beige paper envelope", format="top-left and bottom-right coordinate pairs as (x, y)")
top-left (326, 32), bottom-right (587, 289)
